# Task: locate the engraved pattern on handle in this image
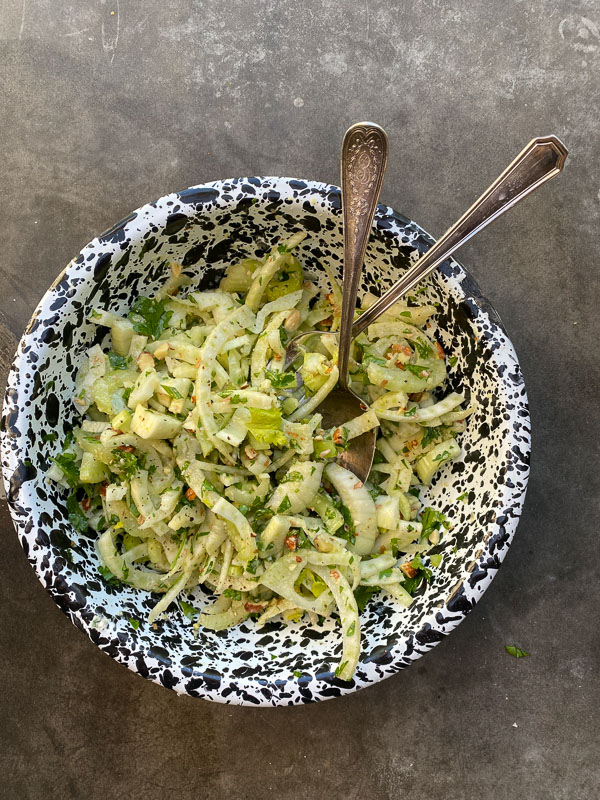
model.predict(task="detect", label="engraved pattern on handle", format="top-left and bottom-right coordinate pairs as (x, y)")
top-left (338, 123), bottom-right (389, 389)
top-left (353, 135), bottom-right (568, 336)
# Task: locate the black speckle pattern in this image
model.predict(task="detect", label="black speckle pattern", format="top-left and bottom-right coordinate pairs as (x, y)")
top-left (0, 177), bottom-right (530, 706)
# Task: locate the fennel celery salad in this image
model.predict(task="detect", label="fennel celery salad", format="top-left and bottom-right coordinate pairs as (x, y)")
top-left (48, 231), bottom-right (474, 680)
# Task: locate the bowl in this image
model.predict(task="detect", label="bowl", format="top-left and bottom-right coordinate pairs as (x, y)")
top-left (1, 177), bottom-right (530, 705)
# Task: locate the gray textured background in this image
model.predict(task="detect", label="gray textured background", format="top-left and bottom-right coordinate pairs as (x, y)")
top-left (1, 2), bottom-right (599, 798)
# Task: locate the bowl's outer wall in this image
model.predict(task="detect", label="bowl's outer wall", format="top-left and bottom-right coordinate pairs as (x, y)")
top-left (1, 177), bottom-right (530, 705)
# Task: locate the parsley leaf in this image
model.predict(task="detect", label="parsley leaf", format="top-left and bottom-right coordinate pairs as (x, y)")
top-left (280, 471), bottom-right (303, 484)
top-left (420, 507), bottom-right (449, 540)
top-left (405, 363), bottom-right (431, 378)
top-left (414, 338), bottom-right (434, 359)
top-left (180, 600), bottom-right (201, 620)
top-left (264, 368), bottom-right (296, 389)
top-left (128, 296), bottom-right (173, 340)
top-left (505, 645), bottom-right (531, 658)
top-left (128, 618), bottom-right (140, 630)
top-left (53, 452), bottom-right (80, 488)
top-left (354, 585), bottom-right (378, 612)
top-left (108, 352), bottom-right (129, 370)
top-left (42, 432), bottom-right (58, 443)
top-left (421, 426), bottom-right (441, 448)
top-left (98, 565), bottom-right (120, 587)
top-left (277, 495), bottom-right (292, 513)
top-left (66, 492), bottom-right (89, 533)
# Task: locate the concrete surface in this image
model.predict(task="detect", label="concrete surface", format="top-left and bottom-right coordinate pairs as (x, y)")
top-left (1, 1), bottom-right (599, 798)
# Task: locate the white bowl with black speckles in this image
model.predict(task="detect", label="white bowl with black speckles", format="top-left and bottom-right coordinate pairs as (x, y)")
top-left (1, 178), bottom-right (530, 705)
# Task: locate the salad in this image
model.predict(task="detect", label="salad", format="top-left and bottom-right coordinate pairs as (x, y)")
top-left (48, 231), bottom-right (473, 679)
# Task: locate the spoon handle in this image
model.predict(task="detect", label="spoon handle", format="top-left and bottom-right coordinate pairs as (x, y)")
top-left (339, 122), bottom-right (389, 390)
top-left (353, 135), bottom-right (568, 336)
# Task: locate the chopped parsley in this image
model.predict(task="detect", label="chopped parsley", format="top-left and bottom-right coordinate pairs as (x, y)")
top-left (180, 600), bottom-right (201, 620)
top-left (66, 492), bottom-right (89, 533)
top-left (448, 356), bottom-right (458, 367)
top-left (53, 452), bottom-right (80, 488)
top-left (128, 618), bottom-right (140, 630)
top-left (128, 296), bottom-right (173, 340)
top-left (505, 645), bottom-right (531, 659)
top-left (414, 338), bottom-right (433, 359)
top-left (98, 565), bottom-right (120, 587)
top-left (277, 495), bottom-right (292, 513)
top-left (108, 352), bottom-right (129, 370)
top-left (354, 585), bottom-right (378, 612)
top-left (42, 432), bottom-right (58, 443)
top-left (264, 368), bottom-right (296, 388)
top-left (421, 426), bottom-right (441, 448)
top-left (280, 471), bottom-right (303, 484)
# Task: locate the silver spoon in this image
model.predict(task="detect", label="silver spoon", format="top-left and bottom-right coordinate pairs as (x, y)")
top-left (308, 122), bottom-right (389, 478)
top-left (286, 134), bottom-right (568, 482)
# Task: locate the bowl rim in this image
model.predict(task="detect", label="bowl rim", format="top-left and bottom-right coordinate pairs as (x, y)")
top-left (1, 176), bottom-right (530, 705)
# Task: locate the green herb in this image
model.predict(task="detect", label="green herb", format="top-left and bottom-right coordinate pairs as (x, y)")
top-left (53, 452), bottom-right (80, 488)
top-left (112, 449), bottom-right (141, 479)
top-left (346, 622), bottom-right (355, 637)
top-left (281, 471), bottom-right (303, 484)
top-left (45, 380), bottom-right (55, 394)
top-left (223, 588), bottom-right (242, 601)
top-left (292, 670), bottom-right (303, 678)
top-left (246, 557), bottom-right (260, 575)
top-left (405, 363), bottom-right (431, 378)
top-left (403, 406), bottom-right (417, 417)
top-left (429, 553), bottom-right (443, 568)
top-left (421, 426), bottom-right (441, 448)
top-left (277, 243), bottom-right (289, 254)
top-left (505, 645), bottom-right (530, 659)
top-left (414, 338), bottom-right (433, 359)
top-left (128, 618), bottom-right (140, 630)
top-left (42, 432), bottom-right (58, 443)
top-left (379, 568), bottom-right (393, 579)
top-left (122, 387), bottom-right (132, 403)
top-left (354, 585), bottom-right (378, 612)
top-left (399, 311), bottom-right (412, 318)
top-left (334, 661), bottom-right (349, 678)
top-left (108, 352), bottom-right (129, 370)
top-left (66, 492), bottom-right (88, 532)
top-left (420, 507), bottom-right (449, 540)
top-left (128, 296), bottom-right (173, 340)
top-left (448, 356), bottom-right (458, 367)
top-left (433, 450), bottom-right (451, 462)
top-left (98, 565), bottom-right (120, 587)
top-left (457, 492), bottom-right (469, 502)
top-left (180, 600), bottom-right (201, 620)
top-left (362, 352), bottom-right (387, 367)
top-left (161, 384), bottom-right (183, 399)
top-left (277, 495), bottom-right (292, 513)
top-left (202, 478), bottom-right (220, 495)
top-left (264, 368), bottom-right (296, 388)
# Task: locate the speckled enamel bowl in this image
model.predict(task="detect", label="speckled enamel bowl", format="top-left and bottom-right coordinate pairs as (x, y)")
top-left (1, 178), bottom-right (530, 705)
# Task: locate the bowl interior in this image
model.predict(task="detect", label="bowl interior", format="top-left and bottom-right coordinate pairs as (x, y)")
top-left (1, 177), bottom-right (530, 705)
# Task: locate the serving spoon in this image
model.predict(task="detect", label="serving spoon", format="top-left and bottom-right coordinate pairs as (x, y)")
top-left (285, 134), bottom-right (568, 482)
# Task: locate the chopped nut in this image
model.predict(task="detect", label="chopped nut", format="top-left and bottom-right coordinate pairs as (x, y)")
top-left (244, 602), bottom-right (267, 613)
top-left (434, 341), bottom-right (445, 359)
top-left (185, 487), bottom-right (197, 501)
top-left (353, 481), bottom-right (363, 490)
top-left (400, 563), bottom-right (418, 579)
top-left (137, 352), bottom-right (154, 371)
top-left (284, 309), bottom-right (301, 331)
top-left (332, 428), bottom-right (344, 445)
top-left (153, 342), bottom-right (169, 359)
top-left (284, 534), bottom-right (298, 551)
top-left (170, 262), bottom-right (182, 279)
top-left (244, 446), bottom-right (258, 460)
